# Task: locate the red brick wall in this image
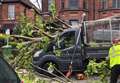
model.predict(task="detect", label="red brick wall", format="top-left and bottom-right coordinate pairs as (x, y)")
top-left (88, 0), bottom-right (94, 20)
top-left (26, 8), bottom-right (35, 22)
top-left (0, 3), bottom-right (25, 24)
top-left (59, 11), bottom-right (85, 22)
top-left (15, 3), bottom-right (25, 20)
top-left (0, 5), bottom-right (2, 19)
top-left (0, 3), bottom-right (36, 22)
top-left (1, 4), bottom-right (8, 20)
top-left (97, 0), bottom-right (120, 19)
top-left (55, 0), bottom-right (60, 16)
top-left (42, 0), bottom-right (120, 21)
top-left (57, 0), bottom-right (88, 23)
top-left (42, 0), bottom-right (48, 12)
top-left (0, 2), bottom-right (37, 31)
top-left (42, 0), bottom-right (89, 22)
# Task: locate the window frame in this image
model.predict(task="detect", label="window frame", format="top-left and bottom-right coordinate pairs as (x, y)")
top-left (8, 4), bottom-right (15, 20)
top-left (112, 0), bottom-right (120, 8)
top-left (59, 30), bottom-right (76, 49)
top-left (101, 0), bottom-right (108, 9)
top-left (83, 0), bottom-right (88, 9)
top-left (68, 0), bottom-right (79, 10)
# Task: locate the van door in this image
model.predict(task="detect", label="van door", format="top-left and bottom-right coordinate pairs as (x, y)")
top-left (58, 30), bottom-right (83, 72)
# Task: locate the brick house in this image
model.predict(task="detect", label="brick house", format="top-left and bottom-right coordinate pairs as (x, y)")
top-left (0, 0), bottom-right (41, 33)
top-left (42, 0), bottom-right (120, 28)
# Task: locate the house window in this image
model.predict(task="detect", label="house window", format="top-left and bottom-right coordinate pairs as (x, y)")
top-left (68, 0), bottom-right (79, 9)
top-left (8, 5), bottom-right (15, 19)
top-left (112, 0), bottom-right (120, 8)
top-left (101, 0), bottom-right (108, 9)
top-left (69, 20), bottom-right (79, 28)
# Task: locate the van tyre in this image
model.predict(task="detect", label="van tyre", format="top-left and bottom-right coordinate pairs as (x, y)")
top-left (83, 59), bottom-right (89, 70)
top-left (37, 55), bottom-right (59, 77)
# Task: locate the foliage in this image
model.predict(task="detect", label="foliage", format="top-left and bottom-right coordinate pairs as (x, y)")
top-left (41, 37), bottom-right (50, 51)
top-left (14, 43), bottom-right (37, 68)
top-left (85, 60), bottom-right (110, 83)
top-left (18, 70), bottom-right (50, 83)
top-left (12, 37), bottom-right (50, 69)
top-left (14, 14), bottom-right (34, 36)
top-left (2, 14), bottom-right (48, 69)
top-left (49, 0), bottom-right (56, 18)
top-left (53, 50), bottom-right (61, 56)
top-left (35, 16), bottom-right (44, 29)
top-left (2, 0), bottom-right (59, 70)
top-left (0, 34), bottom-right (10, 39)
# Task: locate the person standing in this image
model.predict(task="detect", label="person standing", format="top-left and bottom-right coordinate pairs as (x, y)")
top-left (109, 38), bottom-right (120, 83)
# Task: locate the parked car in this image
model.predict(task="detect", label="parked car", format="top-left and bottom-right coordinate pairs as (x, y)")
top-left (0, 56), bottom-right (22, 83)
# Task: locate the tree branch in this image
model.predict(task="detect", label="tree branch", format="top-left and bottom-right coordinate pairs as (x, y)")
top-left (55, 17), bottom-right (72, 28)
top-left (11, 35), bottom-right (42, 41)
top-left (34, 26), bottom-right (55, 39)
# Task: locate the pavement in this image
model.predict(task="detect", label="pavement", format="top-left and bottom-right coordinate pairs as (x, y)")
top-left (35, 72), bottom-right (120, 83)
top-left (38, 76), bottom-right (110, 83)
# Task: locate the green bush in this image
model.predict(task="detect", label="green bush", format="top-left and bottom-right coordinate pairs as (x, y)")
top-left (85, 60), bottom-right (110, 83)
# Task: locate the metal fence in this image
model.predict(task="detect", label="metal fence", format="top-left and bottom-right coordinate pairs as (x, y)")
top-left (84, 15), bottom-right (120, 45)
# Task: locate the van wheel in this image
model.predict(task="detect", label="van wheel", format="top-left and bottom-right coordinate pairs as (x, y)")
top-left (83, 59), bottom-right (89, 70)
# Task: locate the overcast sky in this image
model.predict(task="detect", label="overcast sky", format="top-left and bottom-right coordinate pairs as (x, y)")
top-left (30, 0), bottom-right (42, 9)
